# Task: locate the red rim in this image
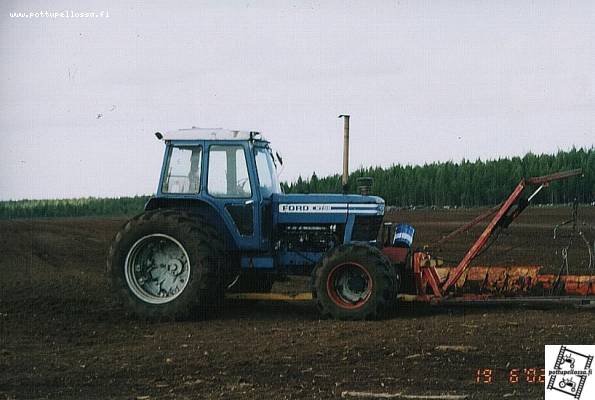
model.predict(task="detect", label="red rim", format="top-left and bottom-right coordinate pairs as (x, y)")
top-left (326, 262), bottom-right (373, 309)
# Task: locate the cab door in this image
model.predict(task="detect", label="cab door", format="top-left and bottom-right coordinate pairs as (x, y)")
top-left (253, 146), bottom-right (280, 251)
top-left (204, 142), bottom-right (261, 250)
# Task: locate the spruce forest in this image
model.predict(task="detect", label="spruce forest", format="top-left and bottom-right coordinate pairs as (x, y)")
top-left (1, 147), bottom-right (593, 219)
top-left (283, 147), bottom-right (594, 207)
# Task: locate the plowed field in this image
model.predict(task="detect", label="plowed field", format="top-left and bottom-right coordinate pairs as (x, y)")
top-left (1, 206), bottom-right (594, 399)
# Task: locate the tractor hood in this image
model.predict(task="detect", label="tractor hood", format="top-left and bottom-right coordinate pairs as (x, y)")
top-left (272, 193), bottom-right (385, 224)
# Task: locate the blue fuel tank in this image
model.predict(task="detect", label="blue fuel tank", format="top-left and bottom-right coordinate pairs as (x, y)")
top-left (393, 223), bottom-right (415, 248)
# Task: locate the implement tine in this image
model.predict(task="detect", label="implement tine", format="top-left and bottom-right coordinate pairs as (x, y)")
top-left (429, 204), bottom-right (501, 249)
top-left (526, 169), bottom-right (583, 185)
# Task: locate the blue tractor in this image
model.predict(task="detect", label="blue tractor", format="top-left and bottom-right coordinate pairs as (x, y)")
top-left (108, 126), bottom-right (403, 320)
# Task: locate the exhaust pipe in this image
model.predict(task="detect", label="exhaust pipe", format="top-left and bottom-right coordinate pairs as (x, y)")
top-left (338, 115), bottom-right (350, 193)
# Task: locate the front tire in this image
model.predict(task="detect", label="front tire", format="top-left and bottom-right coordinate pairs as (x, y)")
top-left (107, 210), bottom-right (225, 319)
top-left (312, 243), bottom-right (397, 320)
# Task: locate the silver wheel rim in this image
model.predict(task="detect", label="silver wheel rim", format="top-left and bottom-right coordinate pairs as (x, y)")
top-left (124, 234), bottom-right (191, 304)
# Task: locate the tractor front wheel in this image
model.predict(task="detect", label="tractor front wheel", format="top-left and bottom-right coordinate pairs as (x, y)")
top-left (312, 243), bottom-right (397, 320)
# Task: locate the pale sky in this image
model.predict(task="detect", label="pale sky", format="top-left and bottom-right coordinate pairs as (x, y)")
top-left (1, 0), bottom-right (594, 200)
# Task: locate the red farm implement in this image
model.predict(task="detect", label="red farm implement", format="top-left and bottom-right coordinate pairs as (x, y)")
top-left (382, 168), bottom-right (595, 306)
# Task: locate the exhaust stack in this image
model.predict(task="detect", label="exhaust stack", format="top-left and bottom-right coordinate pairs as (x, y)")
top-left (338, 115), bottom-right (350, 193)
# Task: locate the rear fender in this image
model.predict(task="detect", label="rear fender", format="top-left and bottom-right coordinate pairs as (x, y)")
top-left (144, 197), bottom-right (238, 253)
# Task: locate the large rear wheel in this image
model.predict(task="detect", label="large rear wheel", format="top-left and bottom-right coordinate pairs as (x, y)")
top-left (312, 243), bottom-right (397, 320)
top-left (107, 210), bottom-right (225, 319)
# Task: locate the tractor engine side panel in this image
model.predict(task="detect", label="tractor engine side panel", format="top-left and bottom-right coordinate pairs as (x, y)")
top-left (271, 195), bottom-right (385, 273)
top-left (277, 224), bottom-right (341, 253)
top-left (274, 224), bottom-right (342, 272)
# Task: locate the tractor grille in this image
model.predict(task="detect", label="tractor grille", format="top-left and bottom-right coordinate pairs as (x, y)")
top-left (351, 215), bottom-right (383, 242)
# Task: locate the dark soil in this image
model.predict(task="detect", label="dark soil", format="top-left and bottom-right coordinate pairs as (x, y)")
top-left (1, 206), bottom-right (594, 399)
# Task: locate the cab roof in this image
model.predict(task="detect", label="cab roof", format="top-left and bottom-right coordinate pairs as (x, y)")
top-left (159, 127), bottom-right (267, 142)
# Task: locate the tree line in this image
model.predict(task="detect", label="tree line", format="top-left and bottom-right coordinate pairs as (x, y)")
top-left (283, 147), bottom-right (594, 207)
top-left (0, 196), bottom-right (151, 219)
top-left (1, 147), bottom-right (592, 219)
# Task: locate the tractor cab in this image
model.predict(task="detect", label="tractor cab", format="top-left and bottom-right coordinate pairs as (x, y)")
top-left (153, 128), bottom-right (282, 252)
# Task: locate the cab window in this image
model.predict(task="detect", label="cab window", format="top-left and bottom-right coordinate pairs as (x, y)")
top-left (254, 147), bottom-right (282, 198)
top-left (207, 145), bottom-right (252, 198)
top-left (162, 146), bottom-right (202, 194)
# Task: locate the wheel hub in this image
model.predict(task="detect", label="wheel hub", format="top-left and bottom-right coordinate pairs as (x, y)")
top-left (327, 263), bottom-right (372, 308)
top-left (125, 234), bottom-right (191, 304)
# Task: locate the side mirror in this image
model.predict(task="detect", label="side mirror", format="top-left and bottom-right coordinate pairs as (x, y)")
top-left (275, 152), bottom-right (283, 166)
